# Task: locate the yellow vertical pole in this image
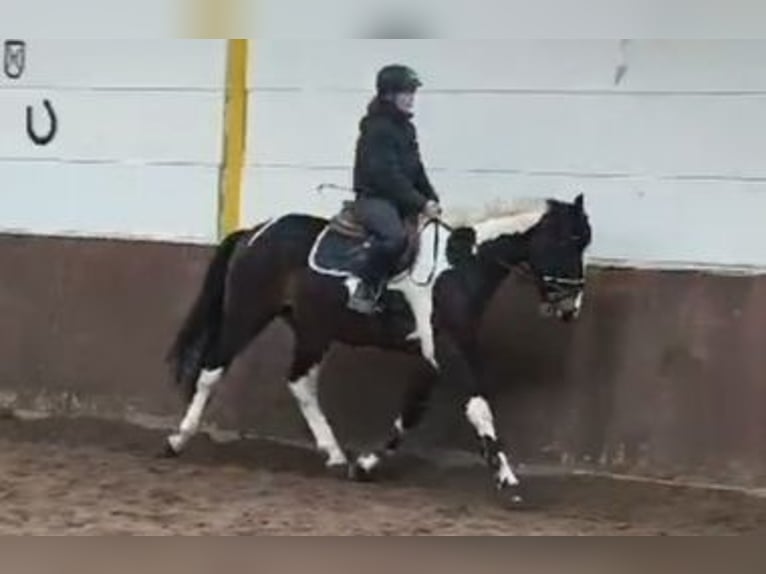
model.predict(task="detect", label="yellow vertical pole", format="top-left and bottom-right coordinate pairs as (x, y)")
top-left (218, 39), bottom-right (250, 238)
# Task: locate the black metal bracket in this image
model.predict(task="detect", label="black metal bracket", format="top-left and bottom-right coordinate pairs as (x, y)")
top-left (3, 39), bottom-right (26, 80)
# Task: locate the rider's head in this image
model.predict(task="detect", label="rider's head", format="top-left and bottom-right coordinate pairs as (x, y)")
top-left (376, 64), bottom-right (421, 114)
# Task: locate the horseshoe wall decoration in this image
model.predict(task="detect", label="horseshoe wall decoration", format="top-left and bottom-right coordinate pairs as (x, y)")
top-left (26, 99), bottom-right (58, 146)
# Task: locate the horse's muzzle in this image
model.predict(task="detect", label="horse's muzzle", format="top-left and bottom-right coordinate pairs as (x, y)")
top-left (539, 291), bottom-right (583, 322)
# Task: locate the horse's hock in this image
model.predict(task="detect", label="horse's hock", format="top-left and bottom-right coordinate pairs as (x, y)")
top-left (1, 233), bottom-right (765, 491)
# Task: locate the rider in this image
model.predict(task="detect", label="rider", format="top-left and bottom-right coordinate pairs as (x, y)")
top-left (348, 64), bottom-right (442, 314)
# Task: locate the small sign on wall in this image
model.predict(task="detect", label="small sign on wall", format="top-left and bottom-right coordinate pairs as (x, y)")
top-left (4, 39), bottom-right (26, 80)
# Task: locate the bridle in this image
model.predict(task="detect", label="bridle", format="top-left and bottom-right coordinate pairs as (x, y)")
top-left (539, 275), bottom-right (586, 304)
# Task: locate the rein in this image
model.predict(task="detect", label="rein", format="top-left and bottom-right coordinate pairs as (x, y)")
top-left (409, 218), bottom-right (450, 287)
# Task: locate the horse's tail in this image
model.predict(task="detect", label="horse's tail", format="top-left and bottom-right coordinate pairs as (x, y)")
top-left (166, 228), bottom-right (249, 399)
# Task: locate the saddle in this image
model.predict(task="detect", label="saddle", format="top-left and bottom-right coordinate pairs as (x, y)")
top-left (311, 200), bottom-right (421, 280)
top-left (329, 201), bottom-right (367, 239)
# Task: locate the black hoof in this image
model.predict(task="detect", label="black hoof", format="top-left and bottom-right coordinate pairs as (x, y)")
top-left (497, 483), bottom-right (531, 510)
top-left (348, 462), bottom-right (371, 482)
top-left (160, 441), bottom-right (180, 459)
top-left (348, 457), bottom-right (379, 483)
top-left (326, 463), bottom-right (349, 480)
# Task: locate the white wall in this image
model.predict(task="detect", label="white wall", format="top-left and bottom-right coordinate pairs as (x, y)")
top-left (2, 40), bottom-right (765, 271)
top-left (245, 40), bottom-right (766, 271)
top-left (0, 40), bottom-right (226, 243)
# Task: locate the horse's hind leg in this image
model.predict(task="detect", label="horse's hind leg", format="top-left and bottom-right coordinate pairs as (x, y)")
top-left (350, 367), bottom-right (437, 480)
top-left (351, 282), bottom-right (439, 479)
top-left (166, 307), bottom-right (277, 457)
top-left (287, 344), bottom-right (347, 468)
top-left (166, 365), bottom-right (225, 455)
top-left (165, 334), bottom-right (235, 456)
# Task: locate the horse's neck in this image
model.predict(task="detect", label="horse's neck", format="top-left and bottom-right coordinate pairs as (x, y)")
top-left (405, 209), bottom-right (539, 290)
top-left (469, 234), bottom-right (525, 299)
top-left (455, 210), bottom-right (543, 305)
top-left (470, 208), bottom-right (542, 281)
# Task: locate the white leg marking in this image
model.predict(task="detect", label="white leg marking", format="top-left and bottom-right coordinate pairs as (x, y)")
top-left (357, 453), bottom-right (381, 472)
top-left (465, 396), bottom-right (497, 440)
top-left (289, 366), bottom-right (347, 466)
top-left (168, 367), bottom-right (224, 453)
top-left (398, 283), bottom-right (437, 368)
top-left (465, 396), bottom-right (519, 487)
top-left (497, 452), bottom-right (520, 487)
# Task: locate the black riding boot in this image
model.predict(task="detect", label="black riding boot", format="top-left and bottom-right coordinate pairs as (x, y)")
top-left (347, 249), bottom-right (389, 315)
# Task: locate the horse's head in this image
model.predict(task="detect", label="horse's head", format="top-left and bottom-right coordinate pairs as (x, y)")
top-left (526, 194), bottom-right (592, 322)
top-left (448, 194), bottom-right (592, 322)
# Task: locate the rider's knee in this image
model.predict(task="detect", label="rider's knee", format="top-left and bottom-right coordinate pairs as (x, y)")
top-left (380, 232), bottom-right (407, 255)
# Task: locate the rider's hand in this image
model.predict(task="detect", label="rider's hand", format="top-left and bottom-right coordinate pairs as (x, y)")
top-left (423, 200), bottom-right (443, 219)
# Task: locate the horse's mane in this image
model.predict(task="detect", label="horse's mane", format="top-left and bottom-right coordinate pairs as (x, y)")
top-left (444, 197), bottom-right (550, 228)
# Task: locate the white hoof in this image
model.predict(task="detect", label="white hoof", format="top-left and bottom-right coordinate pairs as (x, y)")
top-left (325, 450), bottom-right (348, 468)
top-left (167, 433), bottom-right (186, 454)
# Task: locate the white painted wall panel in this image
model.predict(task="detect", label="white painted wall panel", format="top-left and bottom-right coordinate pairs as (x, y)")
top-left (253, 40), bottom-right (620, 91)
top-left (0, 39), bottom-right (224, 242)
top-left (0, 90), bottom-right (223, 164)
top-left (0, 162), bottom-right (218, 243)
top-left (621, 40), bottom-right (766, 92)
top-left (243, 167), bottom-right (353, 224)
top-left (3, 39), bottom-right (765, 266)
top-left (253, 40), bottom-right (766, 93)
top-left (4, 40), bottom-right (226, 90)
top-left (250, 90), bottom-right (766, 178)
top-left (245, 40), bottom-right (766, 270)
top-left (247, 167), bottom-right (766, 270)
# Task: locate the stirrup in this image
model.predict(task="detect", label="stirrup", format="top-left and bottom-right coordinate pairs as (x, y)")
top-left (347, 280), bottom-right (383, 315)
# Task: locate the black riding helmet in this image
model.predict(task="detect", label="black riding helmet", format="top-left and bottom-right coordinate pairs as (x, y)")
top-left (376, 64), bottom-right (422, 96)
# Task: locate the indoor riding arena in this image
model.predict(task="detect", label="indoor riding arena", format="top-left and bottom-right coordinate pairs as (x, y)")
top-left (1, 38), bottom-right (766, 535)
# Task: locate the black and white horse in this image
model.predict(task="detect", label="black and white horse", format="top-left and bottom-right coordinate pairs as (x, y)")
top-left (165, 194), bottom-right (592, 505)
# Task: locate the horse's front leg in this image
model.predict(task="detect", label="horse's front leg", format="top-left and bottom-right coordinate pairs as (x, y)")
top-left (465, 395), bottom-right (523, 502)
top-left (435, 330), bottom-right (525, 507)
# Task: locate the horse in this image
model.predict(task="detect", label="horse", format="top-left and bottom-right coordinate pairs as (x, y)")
top-left (164, 193), bottom-right (592, 506)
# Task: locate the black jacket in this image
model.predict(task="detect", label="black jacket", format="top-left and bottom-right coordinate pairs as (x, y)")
top-left (353, 98), bottom-right (438, 216)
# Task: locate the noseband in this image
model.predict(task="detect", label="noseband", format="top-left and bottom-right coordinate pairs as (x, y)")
top-left (541, 275), bottom-right (585, 303)
top-left (491, 258), bottom-right (584, 304)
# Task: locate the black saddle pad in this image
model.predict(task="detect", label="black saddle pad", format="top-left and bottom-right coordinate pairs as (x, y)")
top-left (309, 226), bottom-right (371, 278)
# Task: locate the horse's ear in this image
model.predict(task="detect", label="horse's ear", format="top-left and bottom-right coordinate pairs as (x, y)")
top-left (574, 193), bottom-right (585, 212)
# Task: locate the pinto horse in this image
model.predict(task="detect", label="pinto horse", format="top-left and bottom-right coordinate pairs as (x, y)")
top-left (165, 194), bottom-right (592, 506)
